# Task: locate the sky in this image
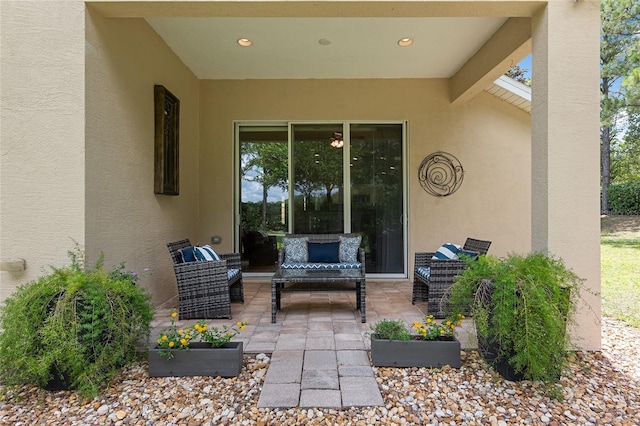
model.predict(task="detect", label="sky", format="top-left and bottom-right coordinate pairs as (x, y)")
top-left (519, 55), bottom-right (532, 80)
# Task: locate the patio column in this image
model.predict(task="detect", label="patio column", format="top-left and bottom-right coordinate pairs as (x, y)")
top-left (531, 1), bottom-right (601, 350)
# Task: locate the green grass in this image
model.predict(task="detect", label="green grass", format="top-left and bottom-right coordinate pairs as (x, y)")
top-left (601, 215), bottom-right (640, 328)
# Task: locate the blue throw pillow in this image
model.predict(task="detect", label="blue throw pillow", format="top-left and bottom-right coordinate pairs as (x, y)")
top-left (432, 243), bottom-right (461, 260)
top-left (458, 249), bottom-right (479, 260)
top-left (308, 242), bottom-right (340, 263)
top-left (178, 246), bottom-right (197, 263)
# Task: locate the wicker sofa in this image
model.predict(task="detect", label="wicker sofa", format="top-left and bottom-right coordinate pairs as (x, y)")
top-left (167, 239), bottom-right (244, 320)
top-left (277, 233), bottom-right (365, 272)
top-left (412, 237), bottom-right (491, 318)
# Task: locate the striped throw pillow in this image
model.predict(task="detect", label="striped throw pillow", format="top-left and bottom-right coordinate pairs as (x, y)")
top-left (194, 245), bottom-right (222, 261)
top-left (432, 243), bottom-right (461, 260)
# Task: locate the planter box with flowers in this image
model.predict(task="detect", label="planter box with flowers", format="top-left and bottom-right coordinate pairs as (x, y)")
top-left (370, 314), bottom-right (464, 368)
top-left (149, 310), bottom-right (247, 377)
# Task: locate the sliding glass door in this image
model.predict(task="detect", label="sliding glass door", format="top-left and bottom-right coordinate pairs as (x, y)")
top-left (237, 122), bottom-right (406, 275)
top-left (349, 124), bottom-right (404, 273)
top-left (238, 126), bottom-right (288, 272)
top-left (291, 124), bottom-right (345, 233)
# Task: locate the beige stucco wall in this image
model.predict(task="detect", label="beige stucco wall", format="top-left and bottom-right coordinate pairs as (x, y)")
top-left (85, 12), bottom-right (200, 305)
top-left (0, 1), bottom-right (85, 301)
top-left (199, 79), bottom-right (532, 266)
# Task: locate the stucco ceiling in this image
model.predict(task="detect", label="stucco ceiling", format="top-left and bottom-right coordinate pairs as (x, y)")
top-left (145, 17), bottom-right (509, 80)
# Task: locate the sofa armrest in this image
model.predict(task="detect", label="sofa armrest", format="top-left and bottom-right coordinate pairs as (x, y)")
top-left (174, 259), bottom-right (229, 283)
top-left (277, 248), bottom-right (285, 268)
top-left (219, 253), bottom-right (241, 270)
top-left (414, 252), bottom-right (436, 269)
top-left (428, 258), bottom-right (468, 280)
top-left (358, 247), bottom-right (366, 274)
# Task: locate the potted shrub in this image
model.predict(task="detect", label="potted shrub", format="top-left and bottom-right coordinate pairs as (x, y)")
top-left (0, 248), bottom-right (153, 398)
top-left (148, 310), bottom-right (247, 377)
top-left (448, 252), bottom-right (584, 382)
top-left (369, 315), bottom-right (463, 368)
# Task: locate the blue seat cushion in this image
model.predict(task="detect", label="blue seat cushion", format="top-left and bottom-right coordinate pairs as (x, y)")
top-left (307, 242), bottom-right (340, 263)
top-left (228, 268), bottom-right (240, 280)
top-left (416, 266), bottom-right (431, 280)
top-left (281, 262), bottom-right (362, 270)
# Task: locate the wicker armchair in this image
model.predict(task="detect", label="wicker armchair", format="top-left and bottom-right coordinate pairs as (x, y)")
top-left (412, 238), bottom-right (491, 318)
top-left (167, 239), bottom-right (244, 320)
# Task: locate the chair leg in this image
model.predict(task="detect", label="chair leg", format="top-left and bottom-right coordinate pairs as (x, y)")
top-left (412, 278), bottom-right (429, 305)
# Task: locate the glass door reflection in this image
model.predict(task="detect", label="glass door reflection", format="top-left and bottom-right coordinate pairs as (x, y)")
top-left (291, 124), bottom-right (345, 233)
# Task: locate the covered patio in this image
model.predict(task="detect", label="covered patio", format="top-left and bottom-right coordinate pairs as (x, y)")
top-left (1, 0), bottom-right (601, 352)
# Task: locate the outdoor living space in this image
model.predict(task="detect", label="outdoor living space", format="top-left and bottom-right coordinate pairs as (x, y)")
top-left (0, 1), bottom-right (614, 422)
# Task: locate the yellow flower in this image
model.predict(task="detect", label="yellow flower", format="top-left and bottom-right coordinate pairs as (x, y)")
top-left (226, 332), bottom-right (232, 337)
top-left (180, 339), bottom-right (188, 346)
top-left (157, 339), bottom-right (162, 344)
top-left (161, 335), bottom-right (168, 341)
top-left (185, 334), bottom-right (191, 340)
top-left (178, 329), bottom-right (184, 335)
top-left (169, 341), bottom-right (175, 347)
top-left (171, 311), bottom-right (178, 318)
top-left (241, 326), bottom-right (246, 331)
top-left (236, 322), bottom-right (243, 327)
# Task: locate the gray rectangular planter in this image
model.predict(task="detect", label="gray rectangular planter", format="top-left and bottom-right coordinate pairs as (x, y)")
top-left (148, 342), bottom-right (243, 377)
top-left (370, 336), bottom-right (461, 368)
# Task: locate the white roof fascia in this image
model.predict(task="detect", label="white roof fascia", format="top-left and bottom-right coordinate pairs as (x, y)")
top-left (485, 75), bottom-right (531, 113)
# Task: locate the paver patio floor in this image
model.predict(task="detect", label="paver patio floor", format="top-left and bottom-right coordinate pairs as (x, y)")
top-left (151, 279), bottom-right (477, 408)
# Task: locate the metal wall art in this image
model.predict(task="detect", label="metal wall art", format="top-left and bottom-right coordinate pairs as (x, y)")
top-left (418, 151), bottom-right (464, 197)
top-left (154, 85), bottom-right (180, 195)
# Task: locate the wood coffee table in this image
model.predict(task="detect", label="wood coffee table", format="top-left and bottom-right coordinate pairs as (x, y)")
top-left (271, 268), bottom-right (366, 323)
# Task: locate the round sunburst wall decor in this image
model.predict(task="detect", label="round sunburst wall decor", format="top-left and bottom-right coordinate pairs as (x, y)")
top-left (418, 151), bottom-right (464, 197)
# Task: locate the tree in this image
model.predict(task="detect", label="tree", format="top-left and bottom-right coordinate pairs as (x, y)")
top-left (241, 142), bottom-right (288, 229)
top-left (600, 0), bottom-right (640, 213)
top-left (505, 65), bottom-right (531, 86)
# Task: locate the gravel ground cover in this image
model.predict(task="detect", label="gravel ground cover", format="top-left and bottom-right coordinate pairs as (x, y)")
top-left (1, 317), bottom-right (638, 426)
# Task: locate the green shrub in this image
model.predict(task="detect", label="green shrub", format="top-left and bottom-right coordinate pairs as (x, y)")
top-left (608, 180), bottom-right (640, 214)
top-left (370, 319), bottom-right (411, 341)
top-left (449, 253), bottom-right (584, 383)
top-left (0, 248), bottom-right (153, 398)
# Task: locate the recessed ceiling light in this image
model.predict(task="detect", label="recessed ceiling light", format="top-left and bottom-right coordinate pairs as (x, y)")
top-left (237, 38), bottom-right (253, 47)
top-left (398, 38), bottom-right (413, 47)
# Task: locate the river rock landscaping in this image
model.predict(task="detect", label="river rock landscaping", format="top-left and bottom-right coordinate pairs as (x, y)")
top-left (0, 317), bottom-right (638, 425)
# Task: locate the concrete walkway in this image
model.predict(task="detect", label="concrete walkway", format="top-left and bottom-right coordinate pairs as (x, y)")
top-left (151, 280), bottom-right (476, 409)
top-left (256, 321), bottom-right (383, 408)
